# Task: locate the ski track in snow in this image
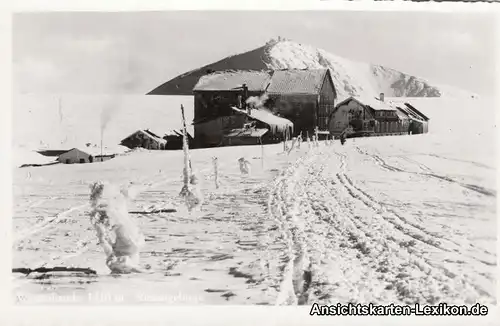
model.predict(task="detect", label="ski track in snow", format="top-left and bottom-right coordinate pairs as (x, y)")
top-left (333, 151), bottom-right (494, 303)
top-left (12, 141), bottom-right (496, 305)
top-left (355, 146), bottom-right (496, 198)
top-left (268, 145), bottom-right (496, 305)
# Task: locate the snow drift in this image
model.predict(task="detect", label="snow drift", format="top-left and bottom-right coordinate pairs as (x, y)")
top-left (13, 148), bottom-right (57, 168)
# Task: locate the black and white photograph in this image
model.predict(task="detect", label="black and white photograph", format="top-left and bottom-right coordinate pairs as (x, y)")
top-left (10, 7), bottom-right (497, 310)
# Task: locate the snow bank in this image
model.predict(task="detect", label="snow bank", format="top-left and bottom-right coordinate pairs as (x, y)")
top-left (12, 147), bottom-right (57, 168)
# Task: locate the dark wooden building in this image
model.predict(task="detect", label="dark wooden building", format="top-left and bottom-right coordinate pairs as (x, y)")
top-left (192, 69), bottom-right (337, 147)
top-left (265, 69), bottom-right (337, 134)
top-left (163, 130), bottom-right (194, 150)
top-left (120, 129), bottom-right (167, 150)
top-left (329, 96), bottom-right (393, 137)
top-left (398, 102), bottom-right (429, 134)
top-left (37, 149), bottom-right (70, 157)
top-left (329, 94), bottom-right (429, 138)
top-left (192, 70), bottom-right (271, 147)
top-left (390, 100), bottom-right (430, 134)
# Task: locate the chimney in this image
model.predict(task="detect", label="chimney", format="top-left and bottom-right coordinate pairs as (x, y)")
top-left (242, 83), bottom-right (248, 110)
top-left (380, 93), bottom-right (385, 102)
top-left (237, 95), bottom-right (242, 109)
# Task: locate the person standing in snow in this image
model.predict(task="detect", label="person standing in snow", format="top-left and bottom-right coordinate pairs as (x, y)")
top-left (339, 127), bottom-right (346, 145)
top-left (238, 157), bottom-right (251, 175)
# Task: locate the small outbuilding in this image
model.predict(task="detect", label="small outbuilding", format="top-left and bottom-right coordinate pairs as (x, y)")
top-left (163, 130), bottom-right (194, 150)
top-left (120, 129), bottom-right (167, 150)
top-left (403, 102), bottom-right (429, 134)
top-left (58, 148), bottom-right (93, 164)
top-left (328, 94), bottom-right (417, 138)
top-left (57, 144), bottom-right (128, 164)
top-left (389, 100), bottom-right (430, 134)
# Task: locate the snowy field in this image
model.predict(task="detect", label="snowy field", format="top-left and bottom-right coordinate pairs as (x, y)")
top-left (11, 97), bottom-right (497, 305)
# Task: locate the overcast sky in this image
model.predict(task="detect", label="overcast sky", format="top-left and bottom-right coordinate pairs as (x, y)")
top-left (12, 11), bottom-right (497, 96)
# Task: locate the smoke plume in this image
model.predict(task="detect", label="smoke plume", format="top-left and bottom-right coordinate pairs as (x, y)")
top-left (245, 93), bottom-right (269, 109)
top-left (100, 96), bottom-right (121, 136)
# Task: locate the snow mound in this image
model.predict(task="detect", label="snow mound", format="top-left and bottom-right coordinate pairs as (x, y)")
top-left (13, 147), bottom-right (57, 168)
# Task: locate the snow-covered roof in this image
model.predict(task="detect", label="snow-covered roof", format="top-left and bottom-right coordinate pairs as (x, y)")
top-left (388, 100), bottom-right (427, 122)
top-left (193, 70), bottom-right (272, 92)
top-left (266, 69), bottom-right (328, 95)
top-left (336, 96), bottom-right (397, 111)
top-left (62, 144), bottom-right (130, 157)
top-left (82, 145), bottom-right (129, 156)
top-left (231, 106), bottom-right (293, 132)
top-left (363, 98), bottom-right (397, 111)
top-left (193, 69), bottom-right (331, 95)
top-left (164, 129), bottom-right (182, 137)
top-left (37, 149), bottom-right (70, 157)
top-left (13, 148), bottom-right (58, 168)
top-left (250, 109), bottom-right (294, 128)
top-left (121, 129), bottom-right (167, 144)
top-left (142, 129), bottom-right (163, 139)
top-left (395, 107), bottom-right (410, 121)
top-left (225, 128), bottom-right (269, 138)
top-left (404, 102), bottom-right (430, 121)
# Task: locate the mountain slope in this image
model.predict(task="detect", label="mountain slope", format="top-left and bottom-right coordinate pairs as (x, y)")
top-left (148, 40), bottom-right (469, 99)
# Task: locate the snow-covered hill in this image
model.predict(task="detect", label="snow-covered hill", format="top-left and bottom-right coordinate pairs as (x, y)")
top-left (148, 40), bottom-right (476, 99)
